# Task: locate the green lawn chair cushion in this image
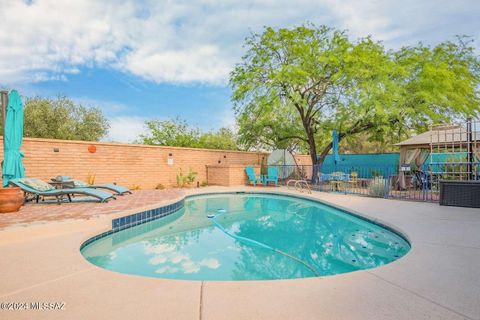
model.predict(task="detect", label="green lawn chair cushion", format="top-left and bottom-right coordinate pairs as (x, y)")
top-left (72, 179), bottom-right (89, 187)
top-left (18, 178), bottom-right (55, 192)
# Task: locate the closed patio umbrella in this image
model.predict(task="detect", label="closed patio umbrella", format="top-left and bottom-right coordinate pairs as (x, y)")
top-left (332, 130), bottom-right (340, 165)
top-left (2, 90), bottom-right (25, 187)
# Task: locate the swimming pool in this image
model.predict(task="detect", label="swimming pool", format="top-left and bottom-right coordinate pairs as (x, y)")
top-left (81, 193), bottom-right (410, 281)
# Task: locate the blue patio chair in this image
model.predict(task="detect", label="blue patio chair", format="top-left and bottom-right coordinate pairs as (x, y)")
top-left (245, 166), bottom-right (262, 186)
top-left (319, 173), bottom-right (331, 182)
top-left (263, 166), bottom-right (279, 186)
top-left (9, 178), bottom-right (115, 203)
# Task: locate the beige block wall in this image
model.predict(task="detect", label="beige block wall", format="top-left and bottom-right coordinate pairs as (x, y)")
top-left (207, 165), bottom-right (261, 186)
top-left (0, 137), bottom-right (316, 189)
top-left (0, 137), bottom-right (271, 189)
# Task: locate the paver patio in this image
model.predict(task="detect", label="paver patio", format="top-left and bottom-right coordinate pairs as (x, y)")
top-left (0, 189), bottom-right (184, 229)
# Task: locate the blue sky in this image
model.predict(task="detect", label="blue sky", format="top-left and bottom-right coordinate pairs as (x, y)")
top-left (1, 0), bottom-right (479, 142)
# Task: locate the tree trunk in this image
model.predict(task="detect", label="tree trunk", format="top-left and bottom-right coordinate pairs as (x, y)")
top-left (306, 127), bottom-right (319, 183)
top-left (317, 141), bottom-right (333, 168)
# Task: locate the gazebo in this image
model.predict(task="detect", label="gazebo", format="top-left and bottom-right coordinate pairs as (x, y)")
top-left (396, 124), bottom-right (480, 167)
top-left (395, 124), bottom-right (480, 189)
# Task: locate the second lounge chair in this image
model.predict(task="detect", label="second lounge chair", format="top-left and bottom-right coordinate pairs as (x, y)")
top-left (10, 178), bottom-right (115, 203)
top-left (52, 176), bottom-right (131, 196)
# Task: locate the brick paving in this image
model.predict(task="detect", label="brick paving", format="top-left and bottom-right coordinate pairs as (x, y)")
top-left (0, 189), bottom-right (184, 229)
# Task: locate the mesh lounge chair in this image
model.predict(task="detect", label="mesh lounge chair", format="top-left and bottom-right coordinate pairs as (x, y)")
top-left (263, 166), bottom-right (279, 186)
top-left (9, 178), bottom-right (115, 203)
top-left (245, 166), bottom-right (262, 186)
top-left (52, 176), bottom-right (131, 196)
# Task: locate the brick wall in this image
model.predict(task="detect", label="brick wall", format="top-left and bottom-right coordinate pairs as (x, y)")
top-left (0, 137), bottom-right (270, 189)
top-left (0, 137), bottom-right (315, 189)
top-left (207, 165), bottom-right (261, 186)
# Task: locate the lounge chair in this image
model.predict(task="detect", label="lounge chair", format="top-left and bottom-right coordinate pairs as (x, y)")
top-left (245, 166), bottom-right (262, 186)
top-left (263, 166), bottom-right (279, 186)
top-left (9, 178), bottom-right (115, 203)
top-left (52, 176), bottom-right (131, 196)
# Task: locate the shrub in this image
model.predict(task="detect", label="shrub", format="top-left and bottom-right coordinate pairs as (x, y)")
top-left (371, 169), bottom-right (383, 178)
top-left (176, 168), bottom-right (198, 188)
top-left (155, 183), bottom-right (165, 190)
top-left (86, 172), bottom-right (96, 185)
top-left (200, 181), bottom-right (208, 187)
top-left (368, 178), bottom-right (388, 197)
top-left (130, 184), bottom-right (141, 190)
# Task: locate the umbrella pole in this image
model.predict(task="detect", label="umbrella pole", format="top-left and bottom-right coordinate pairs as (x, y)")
top-left (0, 90), bottom-right (7, 140)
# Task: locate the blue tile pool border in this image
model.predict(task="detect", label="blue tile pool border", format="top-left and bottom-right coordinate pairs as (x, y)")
top-left (80, 198), bottom-right (184, 250)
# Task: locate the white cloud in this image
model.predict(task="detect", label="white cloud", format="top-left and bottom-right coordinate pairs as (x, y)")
top-left (1, 0), bottom-right (478, 86)
top-left (170, 253), bottom-right (189, 264)
top-left (149, 255), bottom-right (168, 265)
top-left (155, 266), bottom-right (179, 274)
top-left (200, 258), bottom-right (220, 269)
top-left (144, 242), bottom-right (176, 254)
top-left (105, 116), bottom-right (146, 143)
top-left (181, 261), bottom-right (201, 274)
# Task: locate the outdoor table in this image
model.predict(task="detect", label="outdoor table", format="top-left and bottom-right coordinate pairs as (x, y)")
top-left (49, 179), bottom-right (75, 202)
top-left (49, 180), bottom-right (75, 189)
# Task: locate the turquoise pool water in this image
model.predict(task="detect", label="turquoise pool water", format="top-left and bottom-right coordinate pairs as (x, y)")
top-left (81, 193), bottom-right (410, 281)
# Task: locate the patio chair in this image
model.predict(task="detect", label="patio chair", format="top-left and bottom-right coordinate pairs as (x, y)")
top-left (319, 173), bottom-right (331, 182)
top-left (329, 172), bottom-right (350, 192)
top-left (52, 176), bottom-right (131, 196)
top-left (263, 166), bottom-right (279, 186)
top-left (346, 172), bottom-right (359, 192)
top-left (9, 178), bottom-right (115, 203)
top-left (245, 166), bottom-right (262, 186)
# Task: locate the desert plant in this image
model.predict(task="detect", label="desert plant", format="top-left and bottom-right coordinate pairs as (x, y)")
top-left (86, 172), bottom-right (96, 185)
top-left (368, 178), bottom-right (388, 197)
top-left (371, 169), bottom-right (383, 178)
top-left (130, 184), bottom-right (141, 190)
top-left (155, 183), bottom-right (165, 190)
top-left (176, 168), bottom-right (198, 188)
top-left (200, 181), bottom-right (208, 187)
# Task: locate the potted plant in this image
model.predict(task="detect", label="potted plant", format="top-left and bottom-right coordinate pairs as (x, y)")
top-left (0, 185), bottom-right (24, 213)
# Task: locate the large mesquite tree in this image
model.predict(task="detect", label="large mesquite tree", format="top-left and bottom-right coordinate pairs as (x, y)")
top-left (230, 25), bottom-right (480, 171)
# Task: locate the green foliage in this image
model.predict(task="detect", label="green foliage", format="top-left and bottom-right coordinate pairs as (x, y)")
top-left (200, 181), bottom-right (209, 187)
top-left (197, 128), bottom-right (238, 150)
top-left (230, 24), bottom-right (480, 163)
top-left (176, 168), bottom-right (198, 188)
top-left (139, 117), bottom-right (238, 150)
top-left (141, 118), bottom-right (200, 147)
top-left (368, 178), bottom-right (389, 197)
top-left (371, 169), bottom-right (383, 178)
top-left (2, 96), bottom-right (109, 141)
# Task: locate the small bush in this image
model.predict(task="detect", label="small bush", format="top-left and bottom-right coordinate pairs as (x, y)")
top-left (155, 183), bottom-right (165, 190)
top-left (200, 181), bottom-right (208, 187)
top-left (371, 169), bottom-right (383, 178)
top-left (176, 168), bottom-right (198, 188)
top-left (368, 178), bottom-right (388, 197)
top-left (86, 172), bottom-right (96, 185)
top-left (130, 184), bottom-right (141, 190)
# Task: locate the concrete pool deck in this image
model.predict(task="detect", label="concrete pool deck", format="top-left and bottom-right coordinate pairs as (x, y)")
top-left (0, 186), bottom-right (479, 320)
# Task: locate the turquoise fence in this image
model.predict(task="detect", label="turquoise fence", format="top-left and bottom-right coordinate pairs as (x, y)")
top-left (319, 153), bottom-right (400, 179)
